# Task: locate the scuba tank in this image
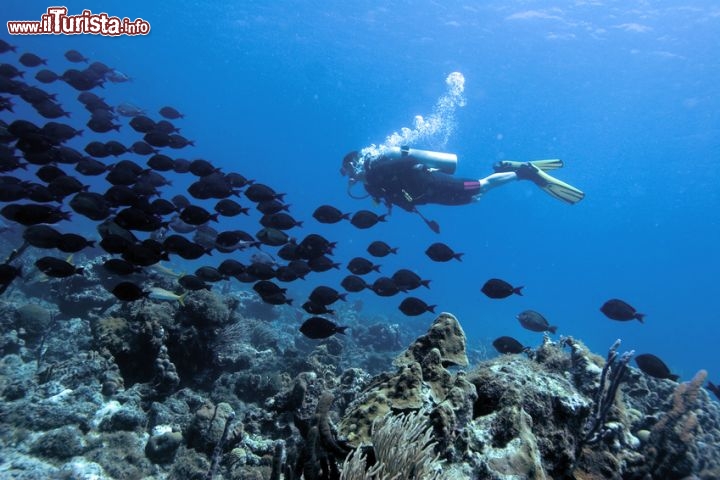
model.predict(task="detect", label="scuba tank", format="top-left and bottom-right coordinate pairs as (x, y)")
top-left (382, 146), bottom-right (457, 174)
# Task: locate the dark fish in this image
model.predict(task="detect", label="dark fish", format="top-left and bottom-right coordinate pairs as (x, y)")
top-left (0, 96), bottom-right (15, 112)
top-left (23, 225), bottom-right (62, 249)
top-left (62, 68), bottom-right (103, 90)
top-left (168, 134), bottom-right (194, 149)
top-left (36, 165), bottom-right (67, 183)
top-left (492, 336), bottom-right (528, 355)
top-left (215, 230), bottom-right (250, 249)
top-left (309, 286), bottom-right (347, 306)
top-left (246, 262), bottom-right (276, 280)
top-left (178, 275), bottom-right (211, 291)
top-left (34, 100), bottom-right (70, 119)
top-left (277, 243), bottom-right (300, 261)
top-left (75, 158), bottom-right (112, 176)
top-left (1, 203), bottom-right (70, 225)
top-left (172, 158), bottom-right (191, 173)
top-left (367, 240), bottom-right (398, 257)
top-left (77, 91), bottom-right (108, 107)
top-left (85, 141), bottom-right (110, 158)
top-left (104, 140), bottom-right (128, 156)
top-left (129, 116), bottom-right (156, 133)
top-left (225, 172), bottom-right (253, 188)
top-left (308, 255), bottom-right (340, 272)
top-left (260, 213), bottom-right (302, 230)
top-left (635, 354), bottom-right (679, 381)
top-left (21, 86), bottom-right (57, 105)
top-left (41, 121), bottom-right (82, 142)
top-left (102, 259), bottom-right (142, 276)
top-left (312, 205), bottom-right (350, 224)
top-left (350, 210), bottom-right (386, 229)
top-left (347, 257), bottom-right (380, 275)
top-left (341, 275), bottom-right (369, 293)
top-left (188, 159), bottom-right (218, 177)
top-left (146, 154), bottom-right (174, 172)
top-left (64, 49), bottom-right (88, 63)
top-left (115, 207), bottom-right (165, 232)
top-left (195, 266), bottom-right (226, 283)
top-left (517, 310), bottom-right (557, 334)
top-left (180, 205), bottom-right (218, 225)
top-left (398, 297), bottom-right (436, 316)
top-left (122, 243), bottom-right (167, 266)
top-left (159, 106), bottom-right (184, 119)
top-left (188, 175), bottom-right (237, 200)
top-left (19, 53), bottom-right (47, 67)
top-left (149, 199), bottom-right (178, 216)
top-left (163, 234), bottom-right (196, 254)
top-left (275, 266), bottom-right (301, 282)
top-left (215, 199), bottom-right (248, 217)
top-left (299, 317), bottom-right (348, 339)
top-left (481, 279), bottom-right (523, 299)
top-left (144, 131), bottom-right (171, 148)
top-left (87, 107), bottom-right (115, 121)
top-left (217, 259), bottom-right (245, 277)
top-left (370, 277), bottom-right (403, 297)
top-left (35, 256), bottom-right (83, 277)
top-left (253, 280), bottom-right (285, 297)
top-left (287, 260), bottom-right (311, 279)
top-left (425, 242), bottom-right (463, 262)
top-left (154, 120), bottom-right (179, 134)
top-left (57, 233), bottom-right (95, 253)
top-left (245, 183), bottom-right (284, 203)
top-left (99, 235), bottom-right (133, 255)
top-left (104, 185), bottom-right (140, 207)
top-left (302, 301), bottom-right (334, 315)
top-left (111, 281), bottom-right (147, 301)
top-left (296, 233), bottom-right (335, 259)
top-left (256, 199), bottom-right (290, 215)
top-left (0, 183), bottom-right (26, 202)
top-left (0, 156), bottom-right (27, 173)
top-left (0, 39), bottom-right (18, 54)
top-left (256, 227), bottom-right (290, 246)
top-left (87, 116), bottom-right (120, 133)
top-left (48, 175), bottom-right (88, 198)
top-left (129, 141), bottom-right (157, 155)
top-left (171, 195), bottom-right (191, 210)
top-left (391, 269), bottom-right (430, 290)
top-left (35, 69), bottom-right (60, 84)
top-left (0, 263), bottom-right (22, 292)
top-left (0, 63), bottom-right (24, 78)
top-left (600, 299), bottom-right (645, 323)
top-left (261, 292), bottom-right (293, 305)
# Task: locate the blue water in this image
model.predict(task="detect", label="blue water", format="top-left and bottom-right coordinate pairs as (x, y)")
top-left (3, 1), bottom-right (719, 379)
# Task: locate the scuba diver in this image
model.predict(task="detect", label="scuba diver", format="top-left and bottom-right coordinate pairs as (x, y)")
top-left (340, 146), bottom-right (585, 232)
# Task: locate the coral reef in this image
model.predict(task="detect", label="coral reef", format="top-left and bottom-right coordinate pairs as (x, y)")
top-left (2, 302), bottom-right (720, 480)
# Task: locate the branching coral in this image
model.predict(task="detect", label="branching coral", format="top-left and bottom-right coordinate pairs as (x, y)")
top-left (339, 410), bottom-right (445, 480)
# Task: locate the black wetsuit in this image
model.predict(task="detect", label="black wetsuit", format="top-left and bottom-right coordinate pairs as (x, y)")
top-left (363, 156), bottom-right (482, 211)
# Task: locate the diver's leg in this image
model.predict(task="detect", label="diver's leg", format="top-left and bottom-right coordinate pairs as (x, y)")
top-left (478, 172), bottom-right (517, 194)
top-left (477, 166), bottom-right (585, 204)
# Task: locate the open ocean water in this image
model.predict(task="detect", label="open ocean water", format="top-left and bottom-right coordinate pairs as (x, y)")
top-left (2, 1), bottom-right (719, 385)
